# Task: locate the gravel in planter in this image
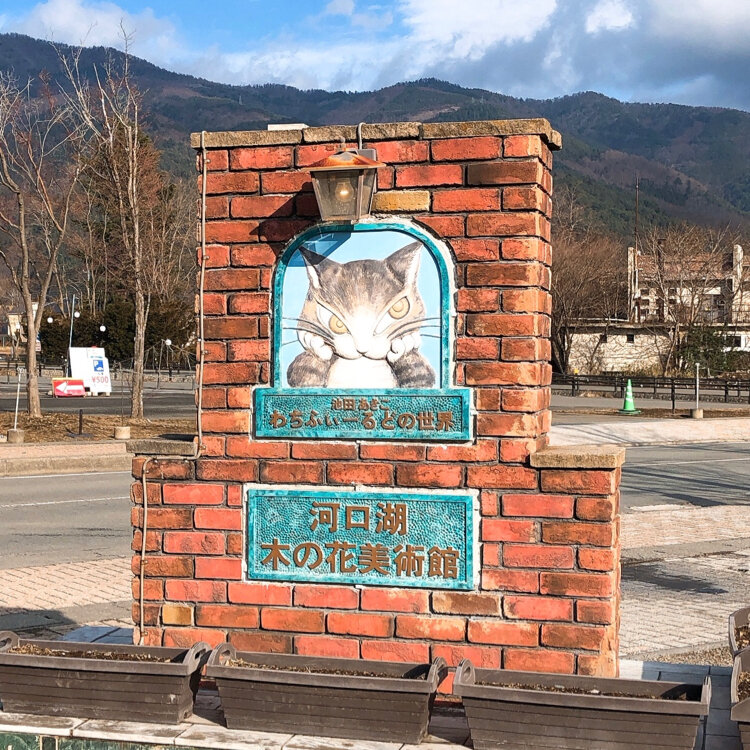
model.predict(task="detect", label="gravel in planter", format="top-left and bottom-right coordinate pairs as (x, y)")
top-left (453, 659), bottom-right (710, 750)
top-left (730, 607), bottom-right (750, 656)
top-left (0, 631), bottom-right (209, 724)
top-left (206, 642), bottom-right (448, 743)
top-left (731, 649), bottom-right (750, 749)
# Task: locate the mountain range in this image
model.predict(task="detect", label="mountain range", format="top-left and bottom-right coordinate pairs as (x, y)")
top-left (2, 32), bottom-right (749, 239)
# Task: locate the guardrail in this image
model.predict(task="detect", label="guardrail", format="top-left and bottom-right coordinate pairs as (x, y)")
top-left (553, 372), bottom-right (750, 407)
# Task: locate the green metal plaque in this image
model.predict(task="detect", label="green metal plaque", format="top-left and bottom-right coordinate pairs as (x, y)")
top-left (254, 387), bottom-right (471, 440)
top-left (246, 487), bottom-right (476, 589)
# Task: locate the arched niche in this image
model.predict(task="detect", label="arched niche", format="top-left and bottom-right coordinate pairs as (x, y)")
top-left (254, 220), bottom-right (471, 441)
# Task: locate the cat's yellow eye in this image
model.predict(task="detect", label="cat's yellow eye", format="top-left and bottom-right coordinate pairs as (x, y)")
top-left (389, 297), bottom-right (410, 319)
top-left (329, 314), bottom-right (348, 334)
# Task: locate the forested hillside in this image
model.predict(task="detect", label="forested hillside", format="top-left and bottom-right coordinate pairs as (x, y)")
top-left (2, 32), bottom-right (749, 238)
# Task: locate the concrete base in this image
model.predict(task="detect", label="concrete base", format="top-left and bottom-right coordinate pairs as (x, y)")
top-left (114, 425), bottom-right (131, 440)
top-left (691, 408), bottom-right (704, 419)
top-left (7, 428), bottom-right (24, 444)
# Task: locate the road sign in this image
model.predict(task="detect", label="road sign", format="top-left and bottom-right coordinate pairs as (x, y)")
top-left (52, 378), bottom-right (86, 397)
top-left (69, 347), bottom-right (112, 395)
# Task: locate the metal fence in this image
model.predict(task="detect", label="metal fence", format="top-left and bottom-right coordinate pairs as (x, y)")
top-left (553, 372), bottom-right (750, 406)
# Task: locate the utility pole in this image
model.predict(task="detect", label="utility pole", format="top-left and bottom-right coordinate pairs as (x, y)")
top-left (692, 362), bottom-right (703, 419)
top-left (67, 293), bottom-right (77, 376)
top-left (631, 175), bottom-right (640, 323)
top-left (634, 174), bottom-right (639, 254)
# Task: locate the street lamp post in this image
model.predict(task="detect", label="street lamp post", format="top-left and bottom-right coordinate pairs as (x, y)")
top-left (165, 338), bottom-right (172, 381)
top-left (692, 362), bottom-right (703, 419)
top-left (67, 294), bottom-right (80, 376)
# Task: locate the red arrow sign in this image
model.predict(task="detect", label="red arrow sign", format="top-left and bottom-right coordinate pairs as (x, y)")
top-left (52, 378), bottom-right (86, 397)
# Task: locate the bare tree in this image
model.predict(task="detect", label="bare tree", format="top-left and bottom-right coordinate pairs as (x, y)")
top-left (636, 223), bottom-right (745, 373)
top-left (60, 41), bottom-right (197, 412)
top-left (0, 73), bottom-right (84, 416)
top-left (142, 180), bottom-right (195, 302)
top-left (64, 182), bottom-right (113, 315)
top-left (61, 41), bottom-right (153, 416)
top-left (551, 186), bottom-right (628, 372)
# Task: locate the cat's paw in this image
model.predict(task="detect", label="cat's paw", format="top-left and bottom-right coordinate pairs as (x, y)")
top-left (387, 332), bottom-right (421, 363)
top-left (300, 331), bottom-right (333, 361)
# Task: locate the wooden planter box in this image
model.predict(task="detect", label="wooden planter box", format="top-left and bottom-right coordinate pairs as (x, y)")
top-left (731, 649), bottom-right (750, 749)
top-left (206, 642), bottom-right (448, 742)
top-left (453, 659), bottom-right (710, 750)
top-left (0, 631), bottom-right (208, 724)
top-left (730, 607), bottom-right (750, 656)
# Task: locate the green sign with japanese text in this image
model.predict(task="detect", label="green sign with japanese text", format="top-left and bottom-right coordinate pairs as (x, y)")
top-left (246, 487), bottom-right (475, 589)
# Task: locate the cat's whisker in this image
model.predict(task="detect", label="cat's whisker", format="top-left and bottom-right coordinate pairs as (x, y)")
top-left (420, 334), bottom-right (442, 339)
top-left (281, 322), bottom-right (332, 339)
top-left (281, 317), bottom-right (332, 336)
top-left (286, 322), bottom-right (335, 345)
top-left (390, 321), bottom-right (442, 337)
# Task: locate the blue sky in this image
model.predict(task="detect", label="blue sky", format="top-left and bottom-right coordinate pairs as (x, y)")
top-left (1, 0), bottom-right (749, 111)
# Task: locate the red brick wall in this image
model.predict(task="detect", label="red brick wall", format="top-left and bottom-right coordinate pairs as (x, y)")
top-left (132, 120), bottom-right (623, 678)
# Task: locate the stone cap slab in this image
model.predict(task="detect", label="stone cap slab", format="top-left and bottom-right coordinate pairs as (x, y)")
top-left (127, 437), bottom-right (196, 456)
top-left (530, 444), bottom-right (626, 469)
top-left (191, 119), bottom-right (562, 150)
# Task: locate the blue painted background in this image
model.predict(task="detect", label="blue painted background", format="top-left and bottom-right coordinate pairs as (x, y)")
top-left (279, 228), bottom-right (442, 387)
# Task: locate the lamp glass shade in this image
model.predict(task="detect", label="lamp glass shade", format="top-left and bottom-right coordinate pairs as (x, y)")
top-left (313, 169), bottom-right (368, 221)
top-left (308, 148), bottom-right (383, 222)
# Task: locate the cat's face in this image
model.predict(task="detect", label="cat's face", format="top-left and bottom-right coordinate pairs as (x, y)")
top-left (297, 242), bottom-right (427, 361)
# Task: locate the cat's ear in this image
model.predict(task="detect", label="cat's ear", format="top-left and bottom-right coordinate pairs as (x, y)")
top-left (386, 242), bottom-right (422, 286)
top-left (299, 247), bottom-right (333, 290)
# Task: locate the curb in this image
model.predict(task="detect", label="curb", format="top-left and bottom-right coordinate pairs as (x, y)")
top-left (0, 454), bottom-right (133, 477)
top-left (549, 415), bottom-right (750, 447)
top-left (0, 441), bottom-right (133, 476)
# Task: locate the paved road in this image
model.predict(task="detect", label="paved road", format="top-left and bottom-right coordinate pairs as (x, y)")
top-left (0, 379), bottom-right (195, 418)
top-left (1, 443), bottom-right (747, 570)
top-left (0, 470), bottom-right (132, 569)
top-left (2, 444), bottom-right (747, 666)
top-left (621, 441), bottom-right (750, 510)
top-left (3, 384), bottom-right (747, 422)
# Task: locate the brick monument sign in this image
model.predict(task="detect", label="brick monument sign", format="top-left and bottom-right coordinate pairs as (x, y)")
top-left (131, 118), bottom-right (624, 679)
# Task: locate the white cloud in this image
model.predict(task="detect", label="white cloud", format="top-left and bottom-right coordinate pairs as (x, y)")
top-left (183, 0), bottom-right (559, 91)
top-left (646, 0), bottom-right (750, 52)
top-left (352, 9), bottom-right (394, 29)
top-left (11, 0), bottom-right (183, 63)
top-left (325, 0), bottom-right (355, 16)
top-left (401, 0), bottom-right (557, 58)
top-left (586, 0), bottom-right (634, 34)
top-left (2, 0), bottom-right (749, 110)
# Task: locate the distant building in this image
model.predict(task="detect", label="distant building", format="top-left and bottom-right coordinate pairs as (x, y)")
top-left (628, 243), bottom-right (749, 326)
top-left (567, 243), bottom-right (749, 373)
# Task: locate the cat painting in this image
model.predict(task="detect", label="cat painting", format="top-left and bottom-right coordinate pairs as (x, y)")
top-left (286, 241), bottom-right (437, 389)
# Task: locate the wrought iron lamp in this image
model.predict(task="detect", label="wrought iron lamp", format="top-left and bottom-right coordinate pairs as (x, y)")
top-left (308, 149), bottom-right (384, 222)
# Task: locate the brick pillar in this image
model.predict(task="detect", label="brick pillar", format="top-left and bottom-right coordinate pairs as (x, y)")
top-left (131, 119), bottom-right (624, 677)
